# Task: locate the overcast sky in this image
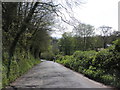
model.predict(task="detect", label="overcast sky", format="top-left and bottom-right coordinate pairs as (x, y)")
top-left (51, 0), bottom-right (119, 38)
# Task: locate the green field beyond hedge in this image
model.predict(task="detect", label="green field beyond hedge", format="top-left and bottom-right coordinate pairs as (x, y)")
top-left (56, 39), bottom-right (120, 88)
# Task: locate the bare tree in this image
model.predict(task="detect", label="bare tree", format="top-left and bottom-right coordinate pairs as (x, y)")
top-left (73, 23), bottom-right (95, 51)
top-left (99, 25), bottom-right (112, 48)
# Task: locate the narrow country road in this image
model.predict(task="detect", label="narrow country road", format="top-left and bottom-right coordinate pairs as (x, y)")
top-left (8, 60), bottom-right (114, 89)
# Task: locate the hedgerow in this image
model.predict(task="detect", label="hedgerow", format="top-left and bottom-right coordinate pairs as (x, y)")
top-left (56, 39), bottom-right (120, 87)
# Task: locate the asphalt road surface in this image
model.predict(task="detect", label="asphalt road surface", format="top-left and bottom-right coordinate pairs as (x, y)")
top-left (8, 60), bottom-right (115, 89)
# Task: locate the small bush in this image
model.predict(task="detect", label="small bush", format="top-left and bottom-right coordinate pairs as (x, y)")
top-left (73, 51), bottom-right (96, 70)
top-left (93, 49), bottom-right (112, 69)
top-left (56, 55), bottom-right (63, 61)
top-left (56, 55), bottom-right (73, 68)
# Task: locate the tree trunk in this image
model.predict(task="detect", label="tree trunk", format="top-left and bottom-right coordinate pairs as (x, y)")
top-left (39, 51), bottom-right (41, 59)
top-left (7, 2), bottom-right (39, 79)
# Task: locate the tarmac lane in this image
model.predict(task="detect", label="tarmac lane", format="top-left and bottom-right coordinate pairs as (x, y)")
top-left (3, 60), bottom-right (117, 90)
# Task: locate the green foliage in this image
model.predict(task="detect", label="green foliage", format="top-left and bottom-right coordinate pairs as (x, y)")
top-left (93, 49), bottom-right (112, 69)
top-left (58, 32), bottom-right (75, 55)
top-left (41, 51), bottom-right (55, 61)
top-left (56, 40), bottom-right (120, 87)
top-left (56, 55), bottom-right (73, 68)
top-left (2, 51), bottom-right (40, 87)
top-left (57, 28), bottom-right (119, 56)
top-left (73, 51), bottom-right (96, 70)
top-left (2, 2), bottom-right (56, 87)
top-left (56, 55), bottom-right (64, 61)
top-left (61, 56), bottom-right (73, 68)
top-left (100, 75), bottom-right (116, 85)
top-left (73, 23), bottom-right (95, 50)
top-left (113, 38), bottom-right (120, 52)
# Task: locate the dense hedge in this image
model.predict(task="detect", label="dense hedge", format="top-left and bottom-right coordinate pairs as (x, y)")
top-left (56, 39), bottom-right (120, 87)
top-left (2, 50), bottom-right (41, 88)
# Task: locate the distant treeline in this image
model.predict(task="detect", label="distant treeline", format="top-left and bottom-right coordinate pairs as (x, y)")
top-left (41, 29), bottom-right (120, 60)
